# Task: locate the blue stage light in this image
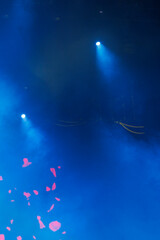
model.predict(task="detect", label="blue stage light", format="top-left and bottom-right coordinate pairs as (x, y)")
top-left (96, 42), bottom-right (101, 46)
top-left (21, 114), bottom-right (26, 119)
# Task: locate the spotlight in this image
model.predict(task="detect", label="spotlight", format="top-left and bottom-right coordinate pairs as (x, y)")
top-left (21, 114), bottom-right (26, 119)
top-left (96, 42), bottom-right (101, 46)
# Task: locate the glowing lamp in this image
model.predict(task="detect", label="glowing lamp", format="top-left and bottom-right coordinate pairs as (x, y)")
top-left (21, 114), bottom-right (26, 119)
top-left (96, 41), bottom-right (101, 46)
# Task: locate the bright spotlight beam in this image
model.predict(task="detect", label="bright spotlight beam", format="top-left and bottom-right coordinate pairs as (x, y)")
top-left (21, 114), bottom-right (26, 119)
top-left (96, 42), bottom-right (101, 46)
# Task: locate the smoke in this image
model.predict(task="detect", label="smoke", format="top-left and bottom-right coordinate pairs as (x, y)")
top-left (56, 122), bottom-right (160, 240)
top-left (0, 78), bottom-right (19, 119)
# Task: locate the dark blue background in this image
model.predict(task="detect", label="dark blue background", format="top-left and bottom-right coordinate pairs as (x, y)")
top-left (0, 0), bottom-right (160, 239)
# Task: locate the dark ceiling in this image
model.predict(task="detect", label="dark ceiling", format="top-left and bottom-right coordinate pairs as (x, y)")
top-left (0, 0), bottom-right (160, 133)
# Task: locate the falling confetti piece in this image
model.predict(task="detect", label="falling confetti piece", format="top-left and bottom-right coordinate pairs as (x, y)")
top-left (23, 192), bottom-right (31, 200)
top-left (0, 235), bottom-right (5, 240)
top-left (10, 220), bottom-right (14, 224)
top-left (33, 236), bottom-right (36, 239)
top-left (6, 227), bottom-right (11, 231)
top-left (33, 190), bottom-right (39, 195)
top-left (17, 236), bottom-right (22, 240)
top-left (62, 231), bottom-right (66, 234)
top-left (37, 216), bottom-right (46, 229)
top-left (11, 200), bottom-right (15, 202)
top-left (49, 221), bottom-right (61, 232)
top-left (0, 176), bottom-right (3, 181)
top-left (55, 197), bottom-right (60, 202)
top-left (50, 168), bottom-right (56, 177)
top-left (47, 204), bottom-right (54, 213)
top-left (58, 166), bottom-right (61, 169)
top-left (28, 202), bottom-right (31, 206)
top-left (46, 187), bottom-right (51, 192)
top-left (22, 158), bottom-right (32, 168)
top-left (52, 183), bottom-right (56, 191)
top-left (8, 190), bottom-right (11, 194)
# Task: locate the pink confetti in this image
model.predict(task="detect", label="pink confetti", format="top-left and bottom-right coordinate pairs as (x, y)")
top-left (46, 187), bottom-right (51, 192)
top-left (33, 190), bottom-right (39, 195)
top-left (0, 235), bottom-right (5, 240)
top-left (22, 158), bottom-right (32, 168)
top-left (0, 156), bottom-right (63, 238)
top-left (17, 236), bottom-right (22, 240)
top-left (23, 192), bottom-right (31, 200)
top-left (47, 204), bottom-right (54, 213)
top-left (37, 216), bottom-right (46, 229)
top-left (50, 168), bottom-right (56, 177)
top-left (49, 221), bottom-right (61, 232)
top-left (28, 201), bottom-right (31, 206)
top-left (55, 197), bottom-right (60, 202)
top-left (52, 183), bottom-right (56, 191)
